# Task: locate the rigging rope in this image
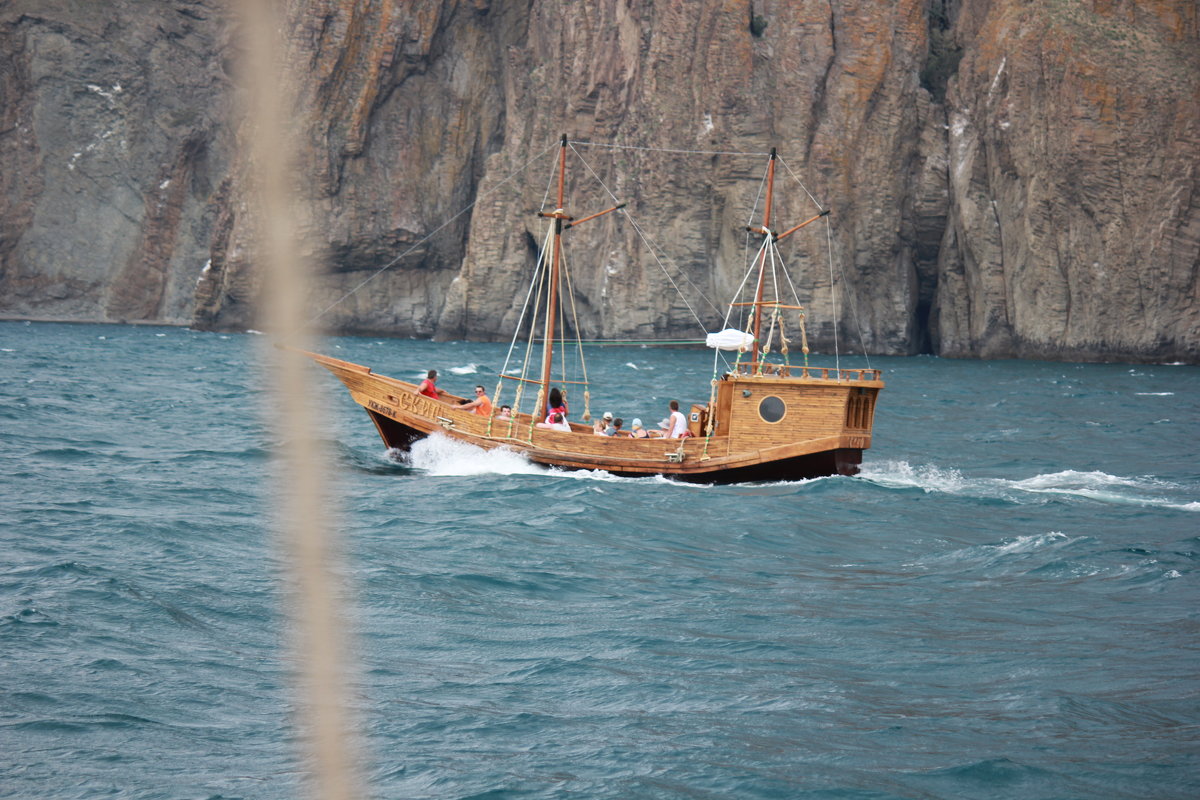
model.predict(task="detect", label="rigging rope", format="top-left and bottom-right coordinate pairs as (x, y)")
top-left (799, 311), bottom-right (810, 367)
top-left (540, 147), bottom-right (560, 214)
top-left (558, 242), bottom-right (592, 421)
top-left (567, 143), bottom-right (723, 325)
top-left (776, 157), bottom-right (825, 213)
top-left (779, 154), bottom-right (873, 372)
top-left (712, 234), bottom-right (770, 379)
top-left (511, 223), bottom-right (553, 424)
top-left (311, 136), bottom-right (867, 390)
top-left (528, 388), bottom-right (544, 441)
top-left (501, 222), bottom-right (554, 375)
top-left (826, 216), bottom-right (842, 373)
top-left (570, 141), bottom-right (772, 157)
top-left (311, 139), bottom-right (559, 323)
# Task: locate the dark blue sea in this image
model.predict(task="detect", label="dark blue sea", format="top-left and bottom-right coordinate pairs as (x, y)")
top-left (2, 320), bottom-right (1197, 799)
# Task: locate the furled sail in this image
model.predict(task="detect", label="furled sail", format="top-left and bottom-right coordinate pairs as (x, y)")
top-left (705, 328), bottom-right (754, 351)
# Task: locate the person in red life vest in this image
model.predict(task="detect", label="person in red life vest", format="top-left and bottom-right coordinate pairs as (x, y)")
top-left (459, 384), bottom-right (492, 416)
top-left (544, 387), bottom-right (568, 423)
top-left (415, 369), bottom-right (444, 400)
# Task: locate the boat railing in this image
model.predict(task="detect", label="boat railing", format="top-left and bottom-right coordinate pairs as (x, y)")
top-left (732, 363), bottom-right (882, 382)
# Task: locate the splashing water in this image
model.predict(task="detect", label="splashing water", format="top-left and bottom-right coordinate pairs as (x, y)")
top-left (402, 433), bottom-right (546, 476)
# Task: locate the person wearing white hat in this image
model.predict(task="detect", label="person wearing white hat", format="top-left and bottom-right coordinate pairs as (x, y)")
top-left (594, 410), bottom-right (614, 436)
top-left (630, 418), bottom-right (649, 438)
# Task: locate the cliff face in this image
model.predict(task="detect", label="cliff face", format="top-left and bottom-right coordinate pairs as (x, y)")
top-left (0, 1), bottom-right (233, 324)
top-left (438, 0), bottom-right (942, 354)
top-left (936, 0), bottom-right (1200, 361)
top-left (1, 0), bottom-right (1197, 362)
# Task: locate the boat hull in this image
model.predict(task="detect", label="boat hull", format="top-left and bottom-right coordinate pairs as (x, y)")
top-left (304, 351), bottom-right (882, 484)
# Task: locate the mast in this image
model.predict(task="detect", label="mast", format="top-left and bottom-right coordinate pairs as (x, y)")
top-left (531, 136), bottom-right (625, 422)
top-left (537, 135), bottom-right (569, 420)
top-left (750, 147), bottom-right (776, 366)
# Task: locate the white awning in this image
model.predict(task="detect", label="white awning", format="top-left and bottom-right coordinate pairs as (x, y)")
top-left (705, 328), bottom-right (754, 351)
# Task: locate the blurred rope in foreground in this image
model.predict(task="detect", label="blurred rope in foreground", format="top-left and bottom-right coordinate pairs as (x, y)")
top-left (241, 2), bottom-right (361, 798)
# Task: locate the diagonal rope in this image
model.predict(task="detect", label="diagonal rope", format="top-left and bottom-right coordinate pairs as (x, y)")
top-left (501, 221), bottom-right (555, 378)
top-left (777, 156), bottom-right (873, 370)
top-left (558, 242), bottom-right (590, 402)
top-left (776, 156), bottom-right (825, 213)
top-left (827, 218), bottom-right (841, 371)
top-left (567, 143), bottom-right (721, 329)
top-left (827, 216), bottom-right (871, 369)
top-left (570, 140), bottom-right (771, 157)
top-left (539, 144), bottom-right (560, 214)
top-left (312, 139), bottom-right (559, 323)
top-left (712, 235), bottom-right (770, 379)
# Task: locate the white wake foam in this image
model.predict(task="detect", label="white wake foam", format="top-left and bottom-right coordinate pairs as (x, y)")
top-left (860, 461), bottom-right (1198, 511)
top-left (393, 434), bottom-right (711, 487)
top-left (400, 434), bottom-right (545, 476)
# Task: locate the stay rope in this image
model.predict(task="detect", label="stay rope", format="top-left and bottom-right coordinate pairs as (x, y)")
top-left (310, 139), bottom-right (559, 324)
top-left (558, 244), bottom-right (592, 422)
top-left (568, 143), bottom-right (723, 328)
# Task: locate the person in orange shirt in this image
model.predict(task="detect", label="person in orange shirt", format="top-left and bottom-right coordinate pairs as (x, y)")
top-left (459, 384), bottom-right (492, 417)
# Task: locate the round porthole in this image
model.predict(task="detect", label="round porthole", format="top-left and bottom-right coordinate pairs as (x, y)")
top-left (758, 395), bottom-right (786, 423)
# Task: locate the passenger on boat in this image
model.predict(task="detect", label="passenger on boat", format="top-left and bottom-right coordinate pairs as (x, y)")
top-left (665, 400), bottom-right (688, 439)
top-left (536, 412), bottom-right (571, 432)
top-left (610, 418), bottom-right (627, 437)
top-left (496, 405), bottom-right (512, 421)
top-left (630, 418), bottom-right (650, 438)
top-left (594, 411), bottom-right (614, 435)
top-left (458, 385), bottom-right (492, 416)
top-left (415, 370), bottom-right (444, 400)
top-left (544, 387), bottom-right (568, 423)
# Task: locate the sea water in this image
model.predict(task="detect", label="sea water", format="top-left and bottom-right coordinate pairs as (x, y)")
top-left (1, 321), bottom-right (1196, 799)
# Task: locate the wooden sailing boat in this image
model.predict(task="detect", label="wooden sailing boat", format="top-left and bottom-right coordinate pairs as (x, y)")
top-left (303, 136), bottom-right (883, 483)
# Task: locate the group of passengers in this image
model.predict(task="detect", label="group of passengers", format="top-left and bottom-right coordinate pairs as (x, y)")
top-left (416, 370), bottom-right (689, 438)
top-left (593, 400), bottom-right (688, 438)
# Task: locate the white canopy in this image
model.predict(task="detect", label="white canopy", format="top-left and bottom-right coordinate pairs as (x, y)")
top-left (705, 328), bottom-right (754, 351)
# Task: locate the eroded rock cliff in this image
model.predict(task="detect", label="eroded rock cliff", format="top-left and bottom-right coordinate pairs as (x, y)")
top-left (936, 0), bottom-right (1200, 361)
top-left (0, 0), bottom-right (233, 324)
top-left (1, 0), bottom-right (1197, 362)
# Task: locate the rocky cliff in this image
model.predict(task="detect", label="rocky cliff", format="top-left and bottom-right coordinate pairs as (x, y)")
top-left (0, 0), bottom-right (233, 323)
top-left (1, 0), bottom-right (1196, 362)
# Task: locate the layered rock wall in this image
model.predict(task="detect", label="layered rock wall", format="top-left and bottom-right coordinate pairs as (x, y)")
top-left (936, 0), bottom-right (1200, 360)
top-left (0, 1), bottom-right (233, 324)
top-left (1, 0), bottom-right (1196, 362)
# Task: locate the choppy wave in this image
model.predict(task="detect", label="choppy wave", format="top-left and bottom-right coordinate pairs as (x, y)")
top-left (860, 460), bottom-right (1199, 511)
top-left (4, 322), bottom-right (1199, 800)
top-left (904, 530), bottom-right (1191, 587)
